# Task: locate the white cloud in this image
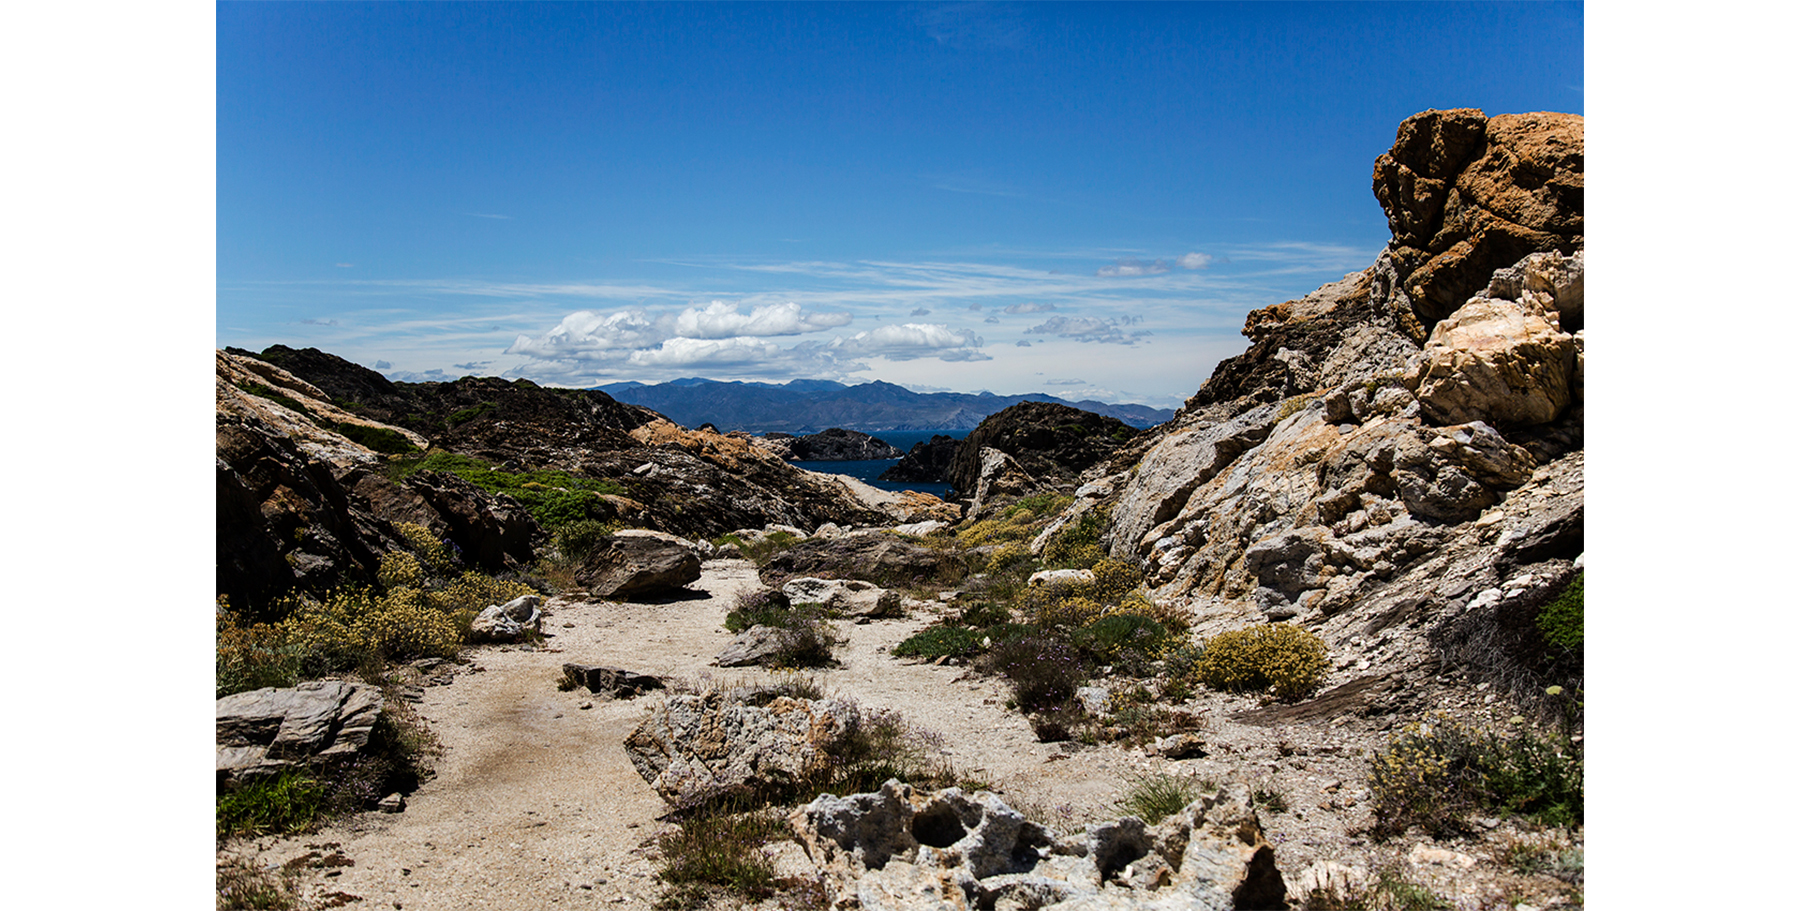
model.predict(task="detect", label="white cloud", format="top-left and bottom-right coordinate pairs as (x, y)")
top-left (672, 300), bottom-right (851, 339)
top-left (910, 307), bottom-right (932, 316)
top-left (1178, 252), bottom-right (1214, 270)
top-left (505, 308), bottom-right (672, 358)
top-left (1003, 302), bottom-right (1057, 314)
top-left (1025, 315), bottom-right (1150, 345)
top-left (1044, 378), bottom-right (1086, 385)
top-left (831, 323), bottom-right (990, 362)
top-left (1097, 258), bottom-right (1170, 277)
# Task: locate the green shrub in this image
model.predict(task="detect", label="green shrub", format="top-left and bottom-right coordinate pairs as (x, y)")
top-left (982, 633), bottom-right (1089, 713)
top-left (1040, 510), bottom-right (1106, 570)
top-left (1537, 571), bottom-right (1583, 651)
top-left (553, 519), bottom-right (617, 561)
top-left (1367, 713), bottom-right (1583, 837)
top-left (1193, 624), bottom-right (1329, 700)
top-left (1072, 613), bottom-right (1172, 668)
top-left (654, 804), bottom-right (784, 910)
top-left (330, 421), bottom-right (417, 454)
top-left (388, 451), bottom-right (623, 530)
top-left (893, 626), bottom-right (988, 660)
top-left (1115, 773), bottom-right (1213, 825)
top-left (723, 589), bottom-right (793, 634)
top-left (217, 771), bottom-right (326, 839)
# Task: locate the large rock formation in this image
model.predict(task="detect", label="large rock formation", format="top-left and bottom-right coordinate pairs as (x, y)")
top-left (947, 402), bottom-right (1139, 510)
top-left (880, 433), bottom-right (960, 483)
top-left (763, 428), bottom-right (905, 461)
top-left (216, 680), bottom-right (385, 786)
top-left (789, 779), bottom-right (1286, 911)
top-left (622, 688), bottom-right (860, 808)
top-left (1039, 109), bottom-right (1582, 705)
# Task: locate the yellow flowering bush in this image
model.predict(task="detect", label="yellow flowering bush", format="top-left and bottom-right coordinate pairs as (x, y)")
top-left (393, 521), bottom-right (456, 575)
top-left (1193, 624), bottom-right (1328, 700)
top-left (377, 551), bottom-right (426, 591)
top-left (428, 571), bottom-right (536, 615)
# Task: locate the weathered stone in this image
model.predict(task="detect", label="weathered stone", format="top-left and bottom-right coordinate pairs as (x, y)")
top-left (560, 663), bottom-right (665, 698)
top-left (782, 577), bottom-right (902, 618)
top-left (1029, 569), bottom-right (1096, 588)
top-left (1155, 733), bottom-right (1209, 760)
top-left (623, 691), bottom-right (859, 807)
top-left (216, 680), bottom-right (385, 784)
top-left (469, 594), bottom-right (542, 642)
top-left (788, 780), bottom-right (1284, 911)
top-left (759, 533), bottom-right (965, 588)
top-left (715, 625), bottom-right (787, 668)
top-left (576, 535), bottom-right (702, 599)
top-left (1409, 294), bottom-right (1577, 427)
top-left (378, 793), bottom-right (406, 813)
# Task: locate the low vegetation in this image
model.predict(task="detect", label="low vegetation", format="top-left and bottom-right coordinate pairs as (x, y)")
top-left (1190, 623), bottom-right (1330, 700)
top-left (1115, 772), bottom-right (1215, 825)
top-left (723, 589), bottom-right (843, 669)
top-left (388, 450), bottom-right (625, 531)
top-left (1367, 706), bottom-right (1583, 837)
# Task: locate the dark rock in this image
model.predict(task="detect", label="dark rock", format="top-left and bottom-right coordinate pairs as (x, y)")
top-left (879, 434), bottom-right (960, 483)
top-left (561, 664), bottom-right (666, 698)
top-left (576, 535), bottom-right (702, 599)
top-left (780, 428), bottom-right (904, 461)
top-left (401, 471), bottom-right (540, 573)
top-left (946, 402), bottom-right (1138, 499)
top-left (716, 626), bottom-right (787, 667)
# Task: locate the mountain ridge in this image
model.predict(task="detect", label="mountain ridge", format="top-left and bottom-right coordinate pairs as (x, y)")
top-left (594, 377), bottom-right (1174, 432)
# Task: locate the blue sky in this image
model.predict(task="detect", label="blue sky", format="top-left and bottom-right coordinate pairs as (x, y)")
top-left (217, 1), bottom-right (1583, 408)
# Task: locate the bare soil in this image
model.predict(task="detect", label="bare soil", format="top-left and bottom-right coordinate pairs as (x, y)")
top-left (223, 559), bottom-right (1581, 910)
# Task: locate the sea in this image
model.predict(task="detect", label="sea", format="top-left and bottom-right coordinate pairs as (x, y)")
top-left (788, 429), bottom-right (966, 500)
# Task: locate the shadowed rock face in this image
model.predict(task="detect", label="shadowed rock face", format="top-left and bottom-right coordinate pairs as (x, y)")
top-left (947, 402), bottom-right (1139, 499)
top-left (879, 434), bottom-right (960, 484)
top-left (771, 428), bottom-right (905, 461)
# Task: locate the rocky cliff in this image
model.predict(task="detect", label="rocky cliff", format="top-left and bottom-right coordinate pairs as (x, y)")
top-left (1038, 108), bottom-right (1584, 707)
top-left (217, 348), bottom-right (955, 612)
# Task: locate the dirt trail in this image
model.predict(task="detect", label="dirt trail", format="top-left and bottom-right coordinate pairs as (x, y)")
top-left (227, 558), bottom-right (1395, 909)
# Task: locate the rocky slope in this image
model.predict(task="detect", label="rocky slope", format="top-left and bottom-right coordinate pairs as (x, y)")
top-left (948, 401), bottom-right (1142, 516)
top-left (1037, 108), bottom-right (1584, 709)
top-left (757, 427), bottom-right (905, 461)
top-left (217, 348), bottom-right (961, 612)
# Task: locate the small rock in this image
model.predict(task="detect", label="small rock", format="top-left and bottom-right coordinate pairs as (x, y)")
top-left (378, 793), bottom-right (406, 813)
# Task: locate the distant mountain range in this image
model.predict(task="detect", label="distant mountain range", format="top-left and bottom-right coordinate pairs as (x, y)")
top-left (595, 378), bottom-right (1175, 433)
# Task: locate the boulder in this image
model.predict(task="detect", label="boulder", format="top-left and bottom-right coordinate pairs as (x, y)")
top-left (788, 779), bottom-right (1285, 911)
top-left (715, 625), bottom-right (787, 668)
top-left (216, 680), bottom-right (385, 785)
top-left (879, 434), bottom-right (961, 484)
top-left (947, 403), bottom-right (1138, 500)
top-left (1409, 294), bottom-right (1577, 427)
top-left (576, 535), bottom-right (702, 599)
top-left (782, 577), bottom-right (903, 618)
top-left (469, 594), bottom-right (542, 642)
top-left (759, 533), bottom-right (965, 588)
top-left (560, 663), bottom-right (665, 698)
top-left (1029, 568), bottom-right (1096, 588)
top-left (782, 428), bottom-right (905, 461)
top-left (623, 690), bottom-right (859, 807)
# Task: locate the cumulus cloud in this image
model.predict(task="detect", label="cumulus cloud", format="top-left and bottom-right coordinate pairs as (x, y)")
top-left (967, 302), bottom-right (983, 311)
top-left (1178, 252), bottom-right (1214, 269)
top-left (373, 360), bottom-right (392, 370)
top-left (505, 309), bottom-right (671, 358)
top-left (1003, 302), bottom-right (1057, 314)
top-left (1015, 340), bottom-right (1032, 347)
top-left (1025, 315), bottom-right (1150, 345)
top-left (1096, 258), bottom-right (1170, 277)
top-left (831, 323), bottom-right (990, 361)
top-left (984, 316), bottom-right (1000, 324)
top-left (910, 307), bottom-right (932, 316)
top-left (672, 300), bottom-right (851, 339)
top-left (453, 361), bottom-right (491, 371)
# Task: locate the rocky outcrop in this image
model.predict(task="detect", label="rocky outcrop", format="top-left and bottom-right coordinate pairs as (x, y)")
top-left (216, 351), bottom-right (536, 613)
top-left (782, 577), bottom-right (903, 618)
top-left (575, 535), bottom-right (703, 600)
top-left (1370, 109), bottom-right (1584, 336)
top-left (560, 664), bottom-right (665, 699)
top-left (880, 434), bottom-right (961, 483)
top-left (623, 688), bottom-right (859, 807)
top-left (766, 428), bottom-right (905, 461)
top-left (789, 779), bottom-right (1286, 911)
top-left (1033, 109), bottom-right (1583, 710)
top-left (759, 533), bottom-right (968, 588)
top-left (948, 403), bottom-right (1138, 502)
top-left (216, 680), bottom-right (385, 786)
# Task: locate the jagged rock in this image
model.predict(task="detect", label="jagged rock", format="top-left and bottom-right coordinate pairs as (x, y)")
top-left (715, 625), bottom-right (787, 667)
top-left (560, 663), bottom-right (665, 698)
top-left (1370, 109), bottom-right (1584, 334)
top-left (782, 577), bottom-right (902, 618)
top-left (1155, 733), bottom-right (1209, 760)
top-left (623, 690), bottom-right (858, 807)
top-left (469, 595), bottom-right (542, 642)
top-left (759, 533), bottom-right (965, 588)
top-left (777, 428), bottom-right (905, 461)
top-left (1105, 405), bottom-right (1277, 559)
top-left (399, 470), bottom-right (541, 572)
top-left (948, 403), bottom-right (1137, 502)
top-left (789, 780), bottom-right (1285, 911)
top-left (1409, 295), bottom-right (1577, 427)
top-left (216, 681), bottom-right (385, 785)
top-left (1289, 862), bottom-right (1368, 908)
top-left (964, 447), bottom-right (1039, 518)
top-left (894, 519), bottom-right (949, 537)
top-left (880, 434), bottom-right (961, 483)
top-left (576, 535), bottom-right (702, 599)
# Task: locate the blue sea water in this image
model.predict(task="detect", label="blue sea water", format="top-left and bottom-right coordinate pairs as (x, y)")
top-left (790, 429), bottom-right (965, 500)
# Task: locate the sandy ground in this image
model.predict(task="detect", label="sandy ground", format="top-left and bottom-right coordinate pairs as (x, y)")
top-left (224, 558), bottom-right (1578, 910)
